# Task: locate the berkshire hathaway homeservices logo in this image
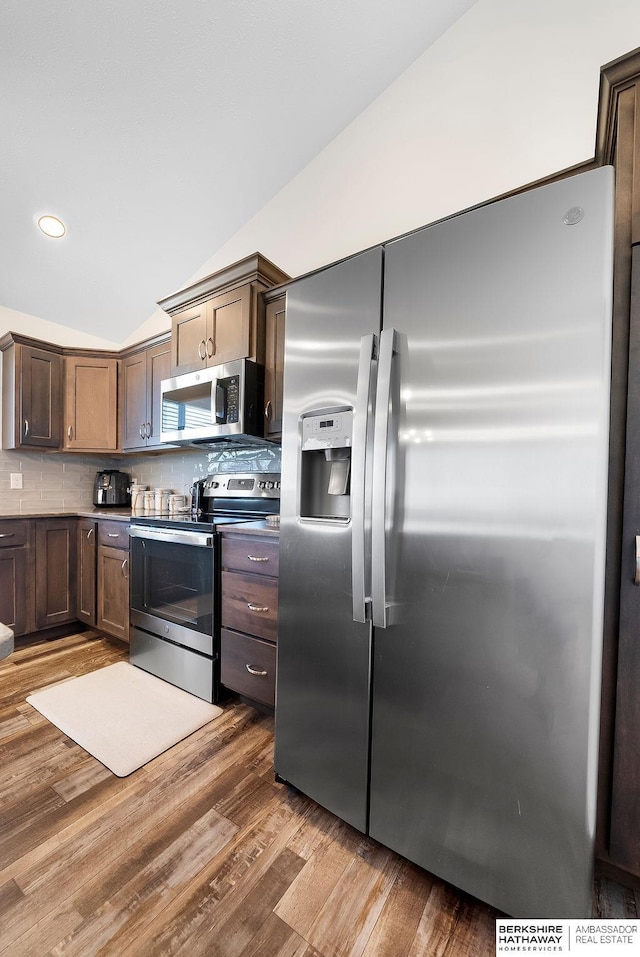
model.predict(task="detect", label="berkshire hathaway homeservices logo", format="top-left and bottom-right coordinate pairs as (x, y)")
top-left (496, 920), bottom-right (640, 954)
top-left (496, 918), bottom-right (640, 957)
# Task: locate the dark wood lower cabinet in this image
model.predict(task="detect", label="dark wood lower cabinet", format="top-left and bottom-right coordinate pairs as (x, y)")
top-left (0, 546), bottom-right (29, 635)
top-left (76, 519), bottom-right (97, 626)
top-left (220, 531), bottom-right (279, 707)
top-left (96, 544), bottom-right (130, 642)
top-left (34, 519), bottom-right (77, 629)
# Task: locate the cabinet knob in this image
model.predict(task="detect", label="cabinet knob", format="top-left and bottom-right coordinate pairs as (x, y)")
top-left (247, 603), bottom-right (269, 613)
top-left (264, 400), bottom-right (272, 422)
top-left (23, 418), bottom-right (29, 436)
top-left (198, 339), bottom-right (207, 361)
top-left (245, 664), bottom-right (268, 677)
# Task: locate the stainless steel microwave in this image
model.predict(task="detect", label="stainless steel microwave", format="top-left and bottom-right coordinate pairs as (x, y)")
top-left (160, 358), bottom-right (264, 445)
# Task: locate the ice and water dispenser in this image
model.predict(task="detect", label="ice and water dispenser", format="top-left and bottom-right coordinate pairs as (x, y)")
top-left (299, 410), bottom-right (353, 522)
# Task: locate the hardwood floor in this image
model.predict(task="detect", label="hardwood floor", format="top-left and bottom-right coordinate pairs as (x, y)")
top-left (0, 632), bottom-right (637, 956)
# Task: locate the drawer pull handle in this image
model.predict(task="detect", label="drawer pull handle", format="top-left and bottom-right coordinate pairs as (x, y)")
top-left (139, 423), bottom-right (146, 439)
top-left (108, 533), bottom-right (119, 538)
top-left (247, 603), bottom-right (269, 613)
top-left (24, 418), bottom-right (29, 436)
top-left (246, 664), bottom-right (268, 677)
top-left (87, 528), bottom-right (94, 541)
top-left (67, 425), bottom-right (74, 441)
top-left (198, 339), bottom-right (207, 361)
top-left (247, 555), bottom-right (269, 562)
top-left (0, 532), bottom-right (16, 539)
top-left (121, 558), bottom-right (129, 577)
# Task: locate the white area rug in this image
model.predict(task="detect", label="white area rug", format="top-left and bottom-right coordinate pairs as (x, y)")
top-left (26, 662), bottom-right (223, 777)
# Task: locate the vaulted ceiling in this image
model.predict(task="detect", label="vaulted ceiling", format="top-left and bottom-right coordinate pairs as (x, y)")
top-left (0, 0), bottom-right (477, 343)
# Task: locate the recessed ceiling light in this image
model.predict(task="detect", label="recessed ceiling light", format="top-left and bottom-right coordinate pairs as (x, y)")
top-left (37, 214), bottom-right (66, 238)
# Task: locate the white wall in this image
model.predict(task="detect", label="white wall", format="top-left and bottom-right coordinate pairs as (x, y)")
top-left (0, 304), bottom-right (120, 350)
top-left (125, 0), bottom-right (640, 346)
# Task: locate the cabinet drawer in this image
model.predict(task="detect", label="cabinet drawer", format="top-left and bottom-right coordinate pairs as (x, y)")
top-left (221, 629), bottom-right (276, 707)
top-left (0, 520), bottom-right (29, 548)
top-left (98, 521), bottom-right (130, 549)
top-left (222, 537), bottom-right (279, 576)
top-left (221, 570), bottom-right (278, 642)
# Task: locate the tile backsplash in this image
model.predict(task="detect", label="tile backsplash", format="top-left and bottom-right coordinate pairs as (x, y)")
top-left (0, 444), bottom-right (282, 514)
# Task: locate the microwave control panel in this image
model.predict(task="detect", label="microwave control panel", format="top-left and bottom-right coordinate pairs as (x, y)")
top-left (216, 375), bottom-right (239, 424)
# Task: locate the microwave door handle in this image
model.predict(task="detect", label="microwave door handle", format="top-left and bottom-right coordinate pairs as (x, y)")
top-left (352, 333), bottom-right (376, 623)
top-left (214, 382), bottom-right (226, 423)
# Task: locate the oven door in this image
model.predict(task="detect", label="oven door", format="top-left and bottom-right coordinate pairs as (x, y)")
top-left (129, 527), bottom-right (216, 656)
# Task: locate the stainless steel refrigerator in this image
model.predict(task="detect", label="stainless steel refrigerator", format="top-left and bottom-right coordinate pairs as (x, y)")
top-left (274, 166), bottom-right (614, 917)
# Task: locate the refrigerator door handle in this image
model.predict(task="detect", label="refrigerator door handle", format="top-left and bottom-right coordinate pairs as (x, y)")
top-left (371, 328), bottom-right (398, 628)
top-left (352, 333), bottom-right (377, 622)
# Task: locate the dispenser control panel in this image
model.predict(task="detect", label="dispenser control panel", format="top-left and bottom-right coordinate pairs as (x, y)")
top-left (301, 411), bottom-right (353, 451)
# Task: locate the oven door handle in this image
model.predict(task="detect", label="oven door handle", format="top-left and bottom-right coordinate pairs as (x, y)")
top-left (128, 526), bottom-right (214, 547)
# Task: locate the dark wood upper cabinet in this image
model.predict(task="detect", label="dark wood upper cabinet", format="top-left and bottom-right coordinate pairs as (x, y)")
top-left (121, 337), bottom-right (172, 450)
top-left (64, 354), bottom-right (118, 451)
top-left (1, 335), bottom-right (62, 449)
top-left (263, 292), bottom-right (286, 439)
top-left (158, 253), bottom-right (289, 378)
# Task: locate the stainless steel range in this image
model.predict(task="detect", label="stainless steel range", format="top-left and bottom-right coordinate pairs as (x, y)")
top-left (129, 471), bottom-right (280, 702)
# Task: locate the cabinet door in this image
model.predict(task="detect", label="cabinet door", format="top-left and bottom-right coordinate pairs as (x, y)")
top-left (208, 285), bottom-right (252, 365)
top-left (121, 352), bottom-right (148, 450)
top-left (35, 519), bottom-right (77, 629)
top-left (146, 340), bottom-right (172, 447)
top-left (97, 545), bottom-right (130, 642)
top-left (76, 520), bottom-right (97, 625)
top-left (171, 303), bottom-right (208, 375)
top-left (0, 547), bottom-right (29, 636)
top-left (64, 356), bottom-right (118, 450)
top-left (19, 345), bottom-right (62, 448)
top-left (264, 296), bottom-right (285, 437)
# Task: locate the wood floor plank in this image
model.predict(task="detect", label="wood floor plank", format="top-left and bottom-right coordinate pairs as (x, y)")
top-left (360, 860), bottom-right (436, 957)
top-left (51, 759), bottom-right (113, 802)
top-left (50, 808), bottom-right (238, 957)
top-left (274, 821), bottom-right (370, 933)
top-left (124, 796), bottom-right (309, 956)
top-left (174, 847), bottom-right (307, 957)
top-left (1, 901), bottom-right (85, 957)
top-left (408, 883), bottom-right (467, 957)
top-left (304, 842), bottom-right (401, 957)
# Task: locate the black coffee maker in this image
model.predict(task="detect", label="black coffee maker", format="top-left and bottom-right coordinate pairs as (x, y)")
top-left (94, 470), bottom-right (130, 507)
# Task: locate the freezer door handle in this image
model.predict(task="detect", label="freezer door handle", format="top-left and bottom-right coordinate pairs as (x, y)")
top-left (635, 536), bottom-right (640, 585)
top-left (371, 328), bottom-right (398, 628)
top-left (352, 333), bottom-right (376, 622)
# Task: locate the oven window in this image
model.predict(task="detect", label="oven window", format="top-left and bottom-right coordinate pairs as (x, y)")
top-left (130, 537), bottom-right (214, 634)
